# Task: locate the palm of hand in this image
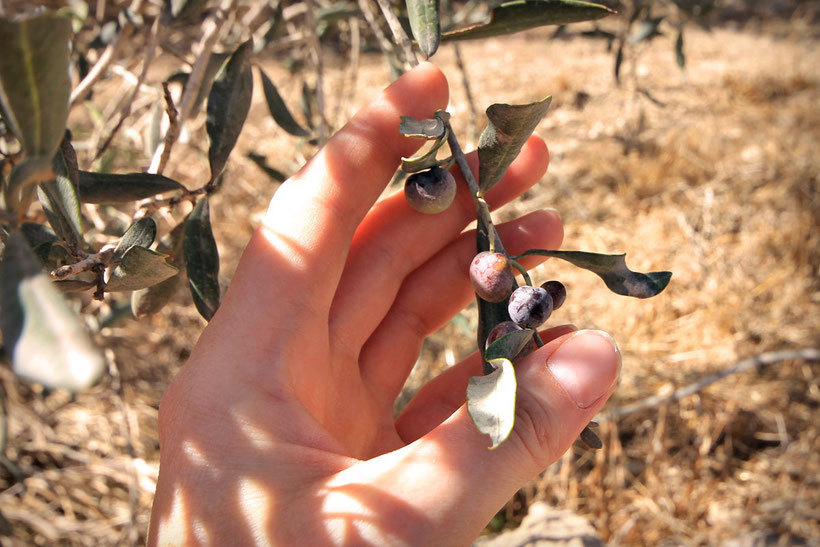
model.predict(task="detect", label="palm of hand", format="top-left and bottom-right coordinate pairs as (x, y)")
top-left (148, 63), bottom-right (617, 546)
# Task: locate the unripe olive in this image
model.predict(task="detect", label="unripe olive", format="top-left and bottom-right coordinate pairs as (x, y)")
top-left (469, 251), bottom-right (515, 302)
top-left (404, 166), bottom-right (457, 214)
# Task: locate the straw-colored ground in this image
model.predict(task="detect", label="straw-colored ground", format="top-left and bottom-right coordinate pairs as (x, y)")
top-left (1, 7), bottom-right (818, 546)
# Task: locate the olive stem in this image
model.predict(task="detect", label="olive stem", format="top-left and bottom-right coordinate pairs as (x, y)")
top-left (509, 259), bottom-right (533, 287)
top-left (444, 120), bottom-right (504, 255)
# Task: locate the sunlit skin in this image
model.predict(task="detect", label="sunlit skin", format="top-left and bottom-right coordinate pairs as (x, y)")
top-left (148, 62), bottom-right (621, 546)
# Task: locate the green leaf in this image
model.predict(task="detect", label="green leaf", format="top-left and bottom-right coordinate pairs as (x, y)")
top-left (477, 96), bottom-right (551, 192)
top-left (467, 357), bottom-right (517, 449)
top-left (184, 197), bottom-right (220, 320)
top-left (113, 217), bottom-right (156, 261)
top-left (19, 222), bottom-right (58, 250)
top-left (0, 231), bottom-right (105, 392)
top-left (0, 12), bottom-right (72, 159)
top-left (246, 152), bottom-right (289, 183)
top-left (614, 40), bottom-right (624, 83)
top-left (76, 171), bottom-right (185, 203)
top-left (512, 249), bottom-right (672, 298)
top-left (259, 68), bottom-right (310, 138)
top-left (131, 270), bottom-right (183, 316)
top-left (38, 150), bottom-right (84, 249)
top-left (168, 52), bottom-right (230, 117)
top-left (105, 246), bottom-right (178, 292)
top-left (398, 114), bottom-right (446, 139)
top-left (485, 327), bottom-right (536, 361)
top-left (407, 0), bottom-right (441, 59)
top-left (675, 28), bottom-right (686, 69)
top-left (206, 39), bottom-right (254, 183)
top-left (441, 0), bottom-right (614, 42)
top-left (131, 218), bottom-right (187, 317)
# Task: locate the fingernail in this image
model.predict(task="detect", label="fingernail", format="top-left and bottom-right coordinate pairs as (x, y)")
top-left (547, 329), bottom-right (621, 409)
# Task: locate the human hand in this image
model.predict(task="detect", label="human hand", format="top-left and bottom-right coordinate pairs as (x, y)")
top-left (148, 62), bottom-right (621, 546)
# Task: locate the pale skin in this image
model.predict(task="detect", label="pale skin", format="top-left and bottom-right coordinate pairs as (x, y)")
top-left (148, 62), bottom-right (621, 546)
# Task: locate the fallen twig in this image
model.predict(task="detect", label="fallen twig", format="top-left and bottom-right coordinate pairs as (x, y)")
top-left (607, 348), bottom-right (820, 419)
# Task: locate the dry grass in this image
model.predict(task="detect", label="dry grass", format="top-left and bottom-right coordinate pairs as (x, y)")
top-left (1, 10), bottom-right (819, 546)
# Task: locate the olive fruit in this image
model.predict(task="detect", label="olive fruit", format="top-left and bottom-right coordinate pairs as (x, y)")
top-left (404, 166), bottom-right (457, 214)
top-left (469, 251), bottom-right (515, 302)
top-left (540, 280), bottom-right (566, 311)
top-left (508, 285), bottom-right (553, 329)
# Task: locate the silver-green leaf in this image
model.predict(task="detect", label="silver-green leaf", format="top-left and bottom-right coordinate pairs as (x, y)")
top-left (467, 357), bottom-right (517, 449)
top-left (0, 12), bottom-right (72, 159)
top-left (131, 218), bottom-right (187, 317)
top-left (37, 150), bottom-right (84, 249)
top-left (407, 0), bottom-right (441, 59)
top-left (0, 231), bottom-right (105, 392)
top-left (398, 114), bottom-right (447, 139)
top-left (485, 327), bottom-right (536, 361)
top-left (512, 249), bottom-right (672, 298)
top-left (113, 217), bottom-right (157, 262)
top-left (105, 246), bottom-right (178, 292)
top-left (477, 96), bottom-right (552, 192)
top-left (442, 0), bottom-right (614, 42)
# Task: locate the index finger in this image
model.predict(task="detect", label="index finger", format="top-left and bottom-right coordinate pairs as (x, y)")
top-left (224, 63), bottom-right (449, 320)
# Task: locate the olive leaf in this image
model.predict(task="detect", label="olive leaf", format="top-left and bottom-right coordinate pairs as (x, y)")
top-left (0, 12), bottom-right (71, 159)
top-left (76, 171), bottom-right (185, 204)
top-left (167, 52), bottom-right (230, 118)
top-left (485, 327), bottom-right (536, 361)
top-left (259, 68), bottom-right (311, 138)
top-left (467, 357), bottom-right (517, 449)
top-left (184, 197), bottom-right (220, 320)
top-left (406, 0), bottom-right (441, 59)
top-left (247, 152), bottom-right (289, 183)
top-left (400, 134), bottom-right (449, 173)
top-left (0, 231), bottom-right (105, 392)
top-left (442, 0), bottom-right (614, 42)
top-left (477, 96), bottom-right (552, 193)
top-left (614, 40), bottom-right (624, 83)
top-left (105, 246), bottom-right (178, 292)
top-left (19, 222), bottom-right (58, 250)
top-left (512, 249), bottom-right (672, 298)
top-left (675, 27), bottom-right (686, 69)
top-left (206, 39), bottom-right (253, 183)
top-left (132, 218), bottom-right (187, 317)
top-left (113, 217), bottom-right (157, 262)
top-left (37, 150), bottom-right (84, 250)
top-left (398, 114), bottom-right (447, 139)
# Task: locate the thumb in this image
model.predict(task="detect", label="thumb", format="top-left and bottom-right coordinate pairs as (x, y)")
top-left (330, 329), bottom-right (620, 545)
